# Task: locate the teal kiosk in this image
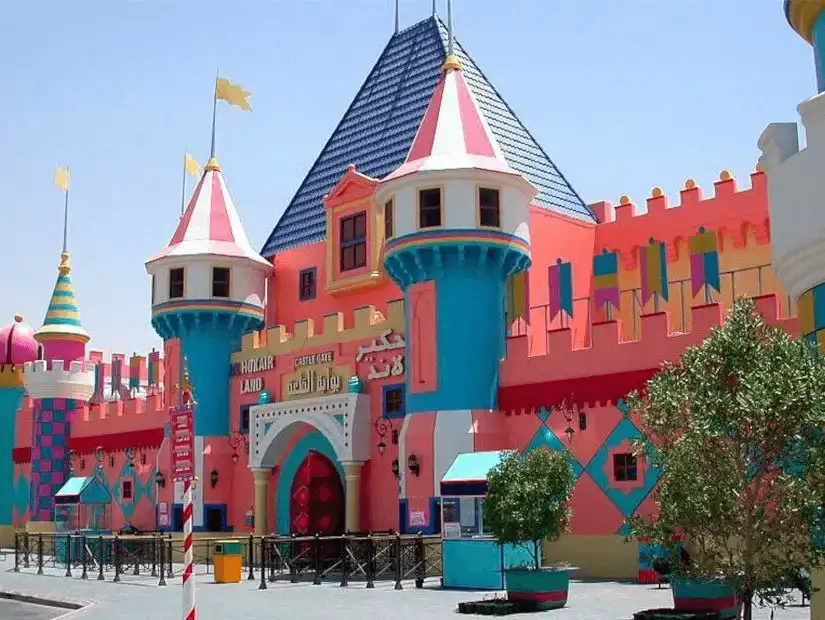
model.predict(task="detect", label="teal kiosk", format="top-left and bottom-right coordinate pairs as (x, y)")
top-left (54, 475), bottom-right (112, 564)
top-left (440, 451), bottom-right (537, 590)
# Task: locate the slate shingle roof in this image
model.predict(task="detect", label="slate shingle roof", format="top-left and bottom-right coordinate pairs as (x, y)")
top-left (261, 16), bottom-right (593, 258)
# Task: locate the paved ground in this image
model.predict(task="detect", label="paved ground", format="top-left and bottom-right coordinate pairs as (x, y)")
top-left (0, 599), bottom-right (67, 620)
top-left (0, 554), bottom-right (811, 619)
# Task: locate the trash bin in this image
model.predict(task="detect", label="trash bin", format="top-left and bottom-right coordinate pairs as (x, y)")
top-left (213, 540), bottom-right (242, 584)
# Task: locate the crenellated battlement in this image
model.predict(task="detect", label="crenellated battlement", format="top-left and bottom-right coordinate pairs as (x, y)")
top-left (590, 170), bottom-right (769, 271)
top-left (0, 364), bottom-right (24, 388)
top-left (22, 359), bottom-right (96, 402)
top-left (234, 299), bottom-right (406, 359)
top-left (500, 294), bottom-right (797, 402)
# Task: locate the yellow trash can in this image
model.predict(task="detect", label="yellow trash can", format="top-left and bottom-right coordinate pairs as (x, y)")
top-left (213, 540), bottom-right (243, 584)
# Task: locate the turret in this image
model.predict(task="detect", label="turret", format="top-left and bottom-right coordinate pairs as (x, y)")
top-left (759, 3), bottom-right (825, 350)
top-left (0, 315), bottom-right (38, 529)
top-left (145, 157), bottom-right (271, 437)
top-left (23, 252), bottom-right (95, 521)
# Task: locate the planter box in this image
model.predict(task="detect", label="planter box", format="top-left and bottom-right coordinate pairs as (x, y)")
top-left (671, 579), bottom-right (739, 620)
top-left (504, 567), bottom-right (573, 610)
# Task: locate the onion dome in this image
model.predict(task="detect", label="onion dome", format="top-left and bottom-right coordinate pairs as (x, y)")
top-left (785, 0), bottom-right (825, 43)
top-left (0, 314), bottom-right (39, 365)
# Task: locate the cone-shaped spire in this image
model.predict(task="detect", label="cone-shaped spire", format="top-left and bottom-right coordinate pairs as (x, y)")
top-left (35, 251), bottom-right (90, 343)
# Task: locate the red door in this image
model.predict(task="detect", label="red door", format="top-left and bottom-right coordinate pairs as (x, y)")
top-left (289, 450), bottom-right (344, 536)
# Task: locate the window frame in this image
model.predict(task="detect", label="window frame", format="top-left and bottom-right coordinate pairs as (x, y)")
top-left (417, 187), bottom-right (443, 229)
top-left (382, 383), bottom-right (406, 420)
top-left (384, 199), bottom-right (395, 240)
top-left (613, 453), bottom-right (638, 482)
top-left (122, 479), bottom-right (134, 501)
top-left (478, 187), bottom-right (501, 229)
top-left (211, 266), bottom-right (231, 298)
top-left (168, 267), bottom-right (185, 299)
top-left (298, 267), bottom-right (317, 301)
top-left (339, 211), bottom-right (368, 272)
top-left (239, 404), bottom-right (252, 434)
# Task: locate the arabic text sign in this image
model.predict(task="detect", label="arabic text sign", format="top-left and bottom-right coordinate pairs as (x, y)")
top-left (170, 406), bottom-right (195, 481)
top-left (355, 330), bottom-right (407, 380)
top-left (282, 364), bottom-right (351, 401)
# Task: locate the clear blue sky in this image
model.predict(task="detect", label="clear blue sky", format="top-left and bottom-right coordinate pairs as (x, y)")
top-left (0, 1), bottom-right (815, 356)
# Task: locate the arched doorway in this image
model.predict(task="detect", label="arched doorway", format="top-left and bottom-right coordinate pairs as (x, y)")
top-left (289, 450), bottom-right (344, 536)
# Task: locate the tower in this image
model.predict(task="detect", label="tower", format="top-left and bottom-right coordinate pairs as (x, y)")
top-left (145, 156), bottom-right (271, 438)
top-left (759, 2), bottom-right (825, 352)
top-left (375, 37), bottom-right (537, 527)
top-left (0, 315), bottom-right (39, 529)
top-left (23, 252), bottom-right (95, 521)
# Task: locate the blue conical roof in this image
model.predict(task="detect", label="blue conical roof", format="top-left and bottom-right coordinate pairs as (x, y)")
top-left (35, 252), bottom-right (90, 343)
top-left (260, 15), bottom-right (593, 257)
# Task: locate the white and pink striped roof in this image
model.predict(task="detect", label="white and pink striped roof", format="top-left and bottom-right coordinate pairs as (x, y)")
top-left (147, 159), bottom-right (270, 268)
top-left (383, 57), bottom-right (519, 182)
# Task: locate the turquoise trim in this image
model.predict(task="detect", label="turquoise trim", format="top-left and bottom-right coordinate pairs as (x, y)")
top-left (275, 431), bottom-right (343, 535)
top-left (0, 388), bottom-right (24, 525)
top-left (814, 10), bottom-right (825, 93)
top-left (442, 451), bottom-right (505, 483)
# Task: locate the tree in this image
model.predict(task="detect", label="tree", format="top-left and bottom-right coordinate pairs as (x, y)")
top-left (627, 298), bottom-right (825, 620)
top-left (484, 447), bottom-right (575, 570)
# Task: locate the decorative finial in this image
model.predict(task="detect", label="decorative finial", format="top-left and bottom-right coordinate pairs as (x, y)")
top-left (685, 178), bottom-right (697, 190)
top-left (719, 170), bottom-right (731, 181)
top-left (13, 314), bottom-right (22, 323)
top-left (205, 156), bottom-right (221, 172)
top-left (176, 357), bottom-right (197, 406)
top-left (651, 187), bottom-right (663, 197)
top-left (442, 55), bottom-right (461, 71)
top-left (755, 162), bottom-right (765, 173)
top-left (619, 195), bottom-right (631, 205)
top-left (58, 251), bottom-right (71, 276)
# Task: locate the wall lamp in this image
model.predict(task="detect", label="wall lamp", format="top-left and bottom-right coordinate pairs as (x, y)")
top-left (375, 414), bottom-right (397, 456)
top-left (229, 431), bottom-right (249, 465)
top-left (155, 471), bottom-right (166, 488)
top-left (391, 458), bottom-right (400, 478)
top-left (407, 453), bottom-right (421, 477)
top-left (210, 469), bottom-right (219, 488)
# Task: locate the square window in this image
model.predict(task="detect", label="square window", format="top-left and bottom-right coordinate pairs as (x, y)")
top-left (383, 383), bottom-right (406, 420)
top-left (339, 212), bottom-right (367, 272)
top-left (419, 188), bottom-right (441, 229)
top-left (240, 405), bottom-right (251, 434)
top-left (479, 188), bottom-right (501, 228)
top-left (212, 267), bottom-right (231, 298)
top-left (122, 480), bottom-right (133, 500)
top-left (384, 200), bottom-right (394, 239)
top-left (299, 268), bottom-right (317, 301)
top-left (613, 453), bottom-right (638, 482)
top-left (169, 268), bottom-right (185, 299)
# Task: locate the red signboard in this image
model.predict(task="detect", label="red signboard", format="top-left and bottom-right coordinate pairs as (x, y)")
top-left (170, 406), bottom-right (195, 481)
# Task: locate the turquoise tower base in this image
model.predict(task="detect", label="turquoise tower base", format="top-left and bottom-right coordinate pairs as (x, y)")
top-left (152, 300), bottom-right (264, 437)
top-left (383, 229), bottom-right (530, 413)
top-left (0, 387), bottom-right (24, 526)
top-left (30, 398), bottom-right (75, 521)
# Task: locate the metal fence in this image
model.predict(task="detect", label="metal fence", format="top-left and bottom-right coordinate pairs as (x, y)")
top-left (12, 530), bottom-right (443, 589)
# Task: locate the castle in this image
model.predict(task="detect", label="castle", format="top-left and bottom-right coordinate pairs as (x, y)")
top-left (1, 4), bottom-right (820, 580)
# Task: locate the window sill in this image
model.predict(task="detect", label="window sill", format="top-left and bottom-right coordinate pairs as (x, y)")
top-left (326, 270), bottom-right (385, 295)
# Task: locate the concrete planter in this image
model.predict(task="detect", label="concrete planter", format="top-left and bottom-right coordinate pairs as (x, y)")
top-left (503, 567), bottom-right (574, 610)
top-left (671, 578), bottom-right (739, 620)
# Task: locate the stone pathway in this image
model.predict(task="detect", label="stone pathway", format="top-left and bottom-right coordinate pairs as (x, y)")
top-left (0, 554), bottom-right (811, 619)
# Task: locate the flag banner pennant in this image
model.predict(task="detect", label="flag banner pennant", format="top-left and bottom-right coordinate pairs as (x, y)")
top-left (592, 248), bottom-right (620, 312)
top-left (129, 354), bottom-right (141, 391)
top-left (216, 77), bottom-right (252, 111)
top-left (689, 226), bottom-right (721, 297)
top-left (548, 259), bottom-right (574, 320)
top-left (54, 168), bottom-right (70, 192)
top-left (184, 153), bottom-right (201, 178)
top-left (148, 350), bottom-right (161, 387)
top-left (111, 355), bottom-right (123, 399)
top-left (639, 239), bottom-right (669, 305)
top-left (506, 271), bottom-right (529, 324)
top-left (93, 363), bottom-right (105, 403)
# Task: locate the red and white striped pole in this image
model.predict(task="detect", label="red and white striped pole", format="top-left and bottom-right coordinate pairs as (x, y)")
top-left (182, 478), bottom-right (196, 620)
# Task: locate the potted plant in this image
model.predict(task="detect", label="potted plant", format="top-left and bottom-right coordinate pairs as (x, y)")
top-left (484, 447), bottom-right (576, 610)
top-left (627, 298), bottom-right (825, 620)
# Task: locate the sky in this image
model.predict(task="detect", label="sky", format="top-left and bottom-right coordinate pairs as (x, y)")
top-left (0, 0), bottom-right (816, 357)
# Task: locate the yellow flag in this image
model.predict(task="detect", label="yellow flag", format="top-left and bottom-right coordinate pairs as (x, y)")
top-left (215, 77), bottom-right (252, 111)
top-left (54, 168), bottom-right (70, 192)
top-left (184, 153), bottom-right (201, 178)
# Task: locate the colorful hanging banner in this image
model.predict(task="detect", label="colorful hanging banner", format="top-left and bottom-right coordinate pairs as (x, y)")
top-left (129, 354), bottom-right (142, 391)
top-left (93, 363), bottom-right (105, 403)
top-left (592, 248), bottom-right (620, 312)
top-left (111, 355), bottom-right (123, 399)
top-left (148, 350), bottom-right (161, 388)
top-left (548, 258), bottom-right (574, 320)
top-left (506, 271), bottom-right (530, 324)
top-left (689, 226), bottom-right (721, 297)
top-left (640, 238), bottom-right (669, 305)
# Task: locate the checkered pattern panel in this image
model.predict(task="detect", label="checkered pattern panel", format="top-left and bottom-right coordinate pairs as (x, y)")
top-left (29, 398), bottom-right (75, 521)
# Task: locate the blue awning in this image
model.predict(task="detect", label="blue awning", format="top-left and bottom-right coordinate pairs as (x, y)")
top-left (440, 451), bottom-right (507, 496)
top-left (54, 476), bottom-right (111, 505)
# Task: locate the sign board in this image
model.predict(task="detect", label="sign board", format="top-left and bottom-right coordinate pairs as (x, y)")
top-left (294, 351), bottom-right (334, 368)
top-left (240, 377), bottom-right (264, 395)
top-left (158, 502), bottom-right (170, 527)
top-left (355, 330), bottom-right (406, 380)
top-left (170, 406), bottom-right (195, 481)
top-left (409, 510), bottom-right (426, 527)
top-left (443, 522), bottom-right (461, 539)
top-left (282, 364), bottom-right (351, 401)
top-left (230, 355), bottom-right (274, 376)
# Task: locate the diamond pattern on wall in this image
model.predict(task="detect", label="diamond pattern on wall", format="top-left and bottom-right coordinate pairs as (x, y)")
top-left (586, 417), bottom-right (661, 517)
top-left (524, 420), bottom-right (582, 478)
top-left (569, 471), bottom-right (625, 535)
top-left (109, 461), bottom-right (156, 523)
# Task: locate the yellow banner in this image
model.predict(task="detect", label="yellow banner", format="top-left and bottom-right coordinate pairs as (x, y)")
top-left (54, 168), bottom-right (70, 191)
top-left (216, 77), bottom-right (252, 111)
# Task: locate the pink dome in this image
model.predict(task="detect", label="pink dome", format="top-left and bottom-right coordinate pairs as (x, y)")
top-left (0, 315), bottom-right (39, 365)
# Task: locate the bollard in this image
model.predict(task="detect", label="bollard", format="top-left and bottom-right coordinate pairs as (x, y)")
top-left (247, 534), bottom-right (255, 581)
top-left (133, 539), bottom-right (140, 576)
top-left (339, 536), bottom-right (348, 587)
top-left (13, 532), bottom-right (19, 572)
top-left (158, 536), bottom-right (167, 586)
top-left (65, 535), bottom-right (72, 577)
top-left (97, 536), bottom-right (105, 581)
top-left (151, 536), bottom-right (157, 577)
top-left (258, 538), bottom-right (267, 590)
top-left (37, 534), bottom-right (44, 575)
top-left (313, 533), bottom-right (322, 585)
top-left (289, 534), bottom-right (298, 583)
top-left (81, 535), bottom-right (88, 580)
top-left (113, 536), bottom-right (121, 583)
top-left (365, 534), bottom-right (375, 589)
top-left (415, 533), bottom-right (425, 588)
top-left (167, 536), bottom-right (172, 579)
top-left (393, 533), bottom-right (403, 590)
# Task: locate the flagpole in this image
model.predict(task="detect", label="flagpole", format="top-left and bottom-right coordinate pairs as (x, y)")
top-left (180, 152), bottom-right (187, 218)
top-left (62, 167), bottom-right (70, 253)
top-left (394, 0), bottom-right (399, 33)
top-left (210, 73), bottom-right (219, 159)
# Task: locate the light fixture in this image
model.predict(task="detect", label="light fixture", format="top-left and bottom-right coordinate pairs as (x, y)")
top-left (564, 426), bottom-right (575, 444)
top-left (407, 453), bottom-right (420, 477)
top-left (391, 458), bottom-right (400, 478)
top-left (210, 469), bottom-right (219, 488)
top-left (155, 471), bottom-right (166, 488)
top-left (579, 411), bottom-right (587, 431)
top-left (377, 441), bottom-right (387, 456)
top-left (374, 414), bottom-right (394, 457)
top-left (228, 432), bottom-right (249, 465)
top-left (231, 452), bottom-right (240, 465)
